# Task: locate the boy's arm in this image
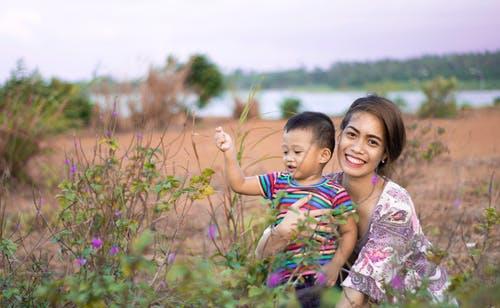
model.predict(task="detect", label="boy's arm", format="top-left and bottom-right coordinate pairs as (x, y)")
top-left (321, 216), bottom-right (357, 286)
top-left (215, 127), bottom-right (262, 195)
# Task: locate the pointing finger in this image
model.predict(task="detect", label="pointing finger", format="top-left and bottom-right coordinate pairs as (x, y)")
top-left (289, 194), bottom-right (312, 210)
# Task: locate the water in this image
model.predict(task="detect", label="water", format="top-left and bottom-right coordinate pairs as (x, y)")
top-left (93, 89), bottom-right (500, 119)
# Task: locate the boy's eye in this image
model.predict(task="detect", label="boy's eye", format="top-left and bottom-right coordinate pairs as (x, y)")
top-left (294, 151), bottom-right (302, 155)
top-left (283, 151), bottom-right (288, 155)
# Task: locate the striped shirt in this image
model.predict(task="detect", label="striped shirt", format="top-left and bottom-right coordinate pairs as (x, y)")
top-left (257, 171), bottom-right (354, 282)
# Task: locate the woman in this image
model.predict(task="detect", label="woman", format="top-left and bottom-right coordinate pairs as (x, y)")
top-left (256, 96), bottom-right (452, 306)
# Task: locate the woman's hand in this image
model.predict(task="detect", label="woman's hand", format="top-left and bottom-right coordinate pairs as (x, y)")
top-left (273, 194), bottom-right (336, 240)
top-left (256, 194), bottom-right (337, 258)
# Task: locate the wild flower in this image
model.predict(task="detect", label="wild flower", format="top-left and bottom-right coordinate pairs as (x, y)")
top-left (453, 198), bottom-right (462, 208)
top-left (315, 271), bottom-right (327, 286)
top-left (266, 271), bottom-right (282, 288)
top-left (207, 224), bottom-right (218, 240)
top-left (69, 164), bottom-right (77, 177)
top-left (390, 274), bottom-right (404, 290)
top-left (91, 237), bottom-right (103, 250)
top-left (75, 257), bottom-right (87, 267)
top-left (109, 245), bottom-right (119, 256)
top-left (167, 252), bottom-right (176, 264)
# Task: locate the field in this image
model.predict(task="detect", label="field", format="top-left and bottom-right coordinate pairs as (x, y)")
top-left (2, 106), bottom-right (499, 306)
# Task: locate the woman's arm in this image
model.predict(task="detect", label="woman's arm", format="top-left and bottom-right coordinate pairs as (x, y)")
top-left (321, 216), bottom-right (357, 286)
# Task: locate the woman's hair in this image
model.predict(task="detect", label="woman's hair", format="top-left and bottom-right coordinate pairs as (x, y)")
top-left (340, 95), bottom-right (406, 176)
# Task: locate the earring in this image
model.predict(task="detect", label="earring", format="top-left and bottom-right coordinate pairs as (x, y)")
top-left (381, 159), bottom-right (386, 164)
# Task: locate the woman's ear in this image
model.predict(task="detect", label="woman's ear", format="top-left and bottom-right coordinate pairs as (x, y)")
top-left (319, 148), bottom-right (332, 164)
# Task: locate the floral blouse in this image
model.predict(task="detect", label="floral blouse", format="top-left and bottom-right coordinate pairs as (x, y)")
top-left (331, 173), bottom-right (451, 303)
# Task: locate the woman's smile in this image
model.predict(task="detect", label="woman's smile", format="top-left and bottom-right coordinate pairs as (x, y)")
top-left (345, 154), bottom-right (366, 167)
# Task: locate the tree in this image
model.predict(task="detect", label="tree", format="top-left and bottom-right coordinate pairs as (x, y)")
top-left (279, 97), bottom-right (302, 118)
top-left (418, 76), bottom-right (458, 118)
top-left (185, 55), bottom-right (224, 109)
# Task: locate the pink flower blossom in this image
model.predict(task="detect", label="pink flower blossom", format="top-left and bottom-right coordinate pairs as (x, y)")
top-left (266, 271), bottom-right (282, 288)
top-left (109, 245), bottom-right (119, 256)
top-left (390, 274), bottom-right (404, 290)
top-left (167, 252), bottom-right (176, 264)
top-left (315, 272), bottom-right (327, 286)
top-left (91, 237), bottom-right (103, 250)
top-left (75, 257), bottom-right (87, 266)
top-left (207, 224), bottom-right (218, 240)
top-left (453, 198), bottom-right (462, 208)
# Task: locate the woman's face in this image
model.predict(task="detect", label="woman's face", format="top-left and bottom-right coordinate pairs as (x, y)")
top-left (337, 111), bottom-right (387, 179)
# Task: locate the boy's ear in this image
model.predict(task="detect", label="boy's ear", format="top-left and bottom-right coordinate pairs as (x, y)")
top-left (318, 148), bottom-right (332, 164)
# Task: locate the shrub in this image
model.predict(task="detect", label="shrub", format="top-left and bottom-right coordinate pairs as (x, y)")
top-left (0, 63), bottom-right (93, 182)
top-left (279, 97), bottom-right (302, 118)
top-left (418, 76), bottom-right (458, 118)
top-left (493, 96), bottom-right (500, 106)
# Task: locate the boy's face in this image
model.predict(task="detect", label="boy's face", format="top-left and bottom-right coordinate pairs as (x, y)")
top-left (281, 129), bottom-right (330, 183)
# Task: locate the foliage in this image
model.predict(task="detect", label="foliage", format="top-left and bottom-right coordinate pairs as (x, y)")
top-left (0, 98), bottom-right (498, 306)
top-left (185, 54), bottom-right (225, 109)
top-left (418, 76), bottom-right (458, 118)
top-left (226, 51), bottom-right (500, 90)
top-left (0, 61), bottom-right (93, 128)
top-left (279, 97), bottom-right (302, 118)
top-left (0, 115), bottom-right (218, 306)
top-left (0, 62), bottom-right (93, 182)
top-left (494, 96), bottom-right (500, 106)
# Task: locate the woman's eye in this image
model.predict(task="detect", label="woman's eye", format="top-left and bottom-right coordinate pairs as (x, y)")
top-left (368, 139), bottom-right (379, 146)
top-left (346, 132), bottom-right (356, 138)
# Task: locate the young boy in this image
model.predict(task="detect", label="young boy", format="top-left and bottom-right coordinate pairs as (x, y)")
top-left (214, 112), bottom-right (357, 291)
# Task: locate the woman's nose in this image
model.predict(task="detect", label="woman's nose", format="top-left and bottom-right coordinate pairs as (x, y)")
top-left (351, 139), bottom-right (364, 153)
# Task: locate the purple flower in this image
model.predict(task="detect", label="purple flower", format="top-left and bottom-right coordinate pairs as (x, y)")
top-left (109, 245), bottom-right (119, 256)
top-left (114, 210), bottom-right (122, 218)
top-left (390, 274), bottom-right (404, 290)
top-left (75, 257), bottom-right (87, 266)
top-left (315, 272), bottom-right (327, 286)
top-left (91, 237), bottom-right (103, 250)
top-left (105, 130), bottom-right (112, 138)
top-left (453, 198), bottom-right (462, 209)
top-left (111, 110), bottom-right (118, 118)
top-left (266, 271), bottom-right (283, 288)
top-left (167, 252), bottom-right (176, 264)
top-left (207, 224), bottom-right (218, 240)
top-left (371, 174), bottom-right (379, 186)
top-left (136, 132), bottom-right (143, 141)
top-left (69, 163), bottom-right (77, 177)
top-left (64, 158), bottom-right (71, 166)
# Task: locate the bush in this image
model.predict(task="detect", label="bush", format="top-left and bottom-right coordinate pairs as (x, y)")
top-left (418, 76), bottom-right (458, 118)
top-left (0, 63), bottom-right (93, 181)
top-left (279, 97), bottom-right (302, 118)
top-left (494, 96), bottom-right (500, 106)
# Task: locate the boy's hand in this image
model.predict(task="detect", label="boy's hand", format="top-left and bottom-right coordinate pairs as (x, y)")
top-left (214, 127), bottom-right (233, 152)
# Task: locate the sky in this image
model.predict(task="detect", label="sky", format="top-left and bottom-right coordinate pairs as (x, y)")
top-left (1, 0), bottom-right (499, 82)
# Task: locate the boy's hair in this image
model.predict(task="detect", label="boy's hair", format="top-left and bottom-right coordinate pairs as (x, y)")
top-left (284, 111), bottom-right (335, 152)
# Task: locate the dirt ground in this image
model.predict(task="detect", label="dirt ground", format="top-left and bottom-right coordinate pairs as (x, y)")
top-left (8, 106), bottom-right (500, 263)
